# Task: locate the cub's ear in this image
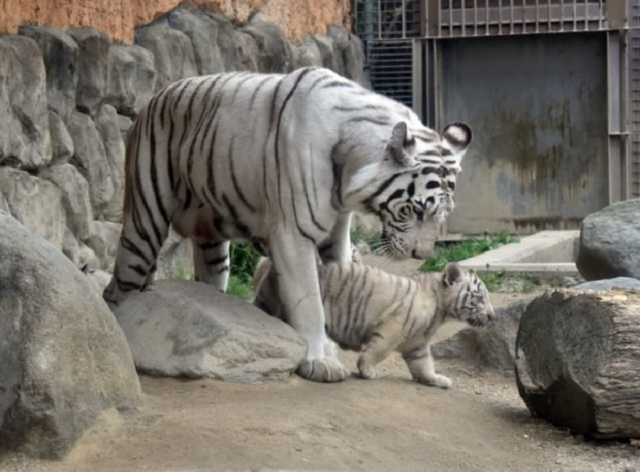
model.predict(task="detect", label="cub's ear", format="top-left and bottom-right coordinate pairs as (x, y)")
top-left (442, 263), bottom-right (463, 287)
top-left (387, 122), bottom-right (415, 166)
top-left (441, 122), bottom-right (472, 154)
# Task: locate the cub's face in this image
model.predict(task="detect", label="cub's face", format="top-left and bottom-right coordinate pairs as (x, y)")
top-left (442, 263), bottom-right (495, 327)
top-left (368, 122), bottom-right (472, 260)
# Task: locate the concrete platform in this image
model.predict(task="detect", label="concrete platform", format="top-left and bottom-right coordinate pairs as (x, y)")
top-left (458, 230), bottom-right (580, 282)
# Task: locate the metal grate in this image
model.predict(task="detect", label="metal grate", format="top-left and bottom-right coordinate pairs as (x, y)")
top-left (354, 0), bottom-right (422, 40)
top-left (631, 0), bottom-right (640, 197)
top-left (367, 40), bottom-right (414, 108)
top-left (428, 0), bottom-right (609, 37)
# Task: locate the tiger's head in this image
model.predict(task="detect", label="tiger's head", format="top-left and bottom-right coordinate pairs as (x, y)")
top-left (355, 121), bottom-right (472, 260)
top-left (440, 263), bottom-right (495, 327)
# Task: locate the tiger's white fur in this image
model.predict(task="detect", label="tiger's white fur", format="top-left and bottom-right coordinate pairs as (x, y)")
top-left (103, 67), bottom-right (472, 382)
top-left (253, 258), bottom-right (494, 387)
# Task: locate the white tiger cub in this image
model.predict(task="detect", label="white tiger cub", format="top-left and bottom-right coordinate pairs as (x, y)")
top-left (103, 66), bottom-right (472, 383)
top-left (253, 258), bottom-right (494, 387)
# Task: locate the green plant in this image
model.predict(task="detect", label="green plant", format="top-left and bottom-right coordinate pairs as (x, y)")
top-left (419, 231), bottom-right (518, 273)
top-left (226, 274), bottom-right (254, 300)
top-left (226, 242), bottom-right (262, 300)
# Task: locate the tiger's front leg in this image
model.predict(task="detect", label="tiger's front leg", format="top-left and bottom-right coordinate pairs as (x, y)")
top-left (318, 212), bottom-right (353, 265)
top-left (192, 239), bottom-right (230, 291)
top-left (270, 232), bottom-right (349, 382)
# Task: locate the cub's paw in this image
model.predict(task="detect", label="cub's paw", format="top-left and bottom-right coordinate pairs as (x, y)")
top-left (417, 374), bottom-right (453, 389)
top-left (297, 358), bottom-right (349, 383)
top-left (358, 364), bottom-right (378, 380)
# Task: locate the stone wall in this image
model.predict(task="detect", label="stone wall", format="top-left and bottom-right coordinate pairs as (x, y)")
top-left (0, 5), bottom-right (367, 277)
top-left (0, 0), bottom-right (350, 44)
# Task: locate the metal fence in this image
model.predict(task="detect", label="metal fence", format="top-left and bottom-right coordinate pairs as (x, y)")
top-left (631, 0), bottom-right (640, 197)
top-left (354, 0), bottom-right (640, 203)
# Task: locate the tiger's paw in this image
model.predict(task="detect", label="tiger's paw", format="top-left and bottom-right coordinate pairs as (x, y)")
top-left (358, 364), bottom-right (378, 380)
top-left (416, 374), bottom-right (452, 389)
top-left (296, 357), bottom-right (349, 383)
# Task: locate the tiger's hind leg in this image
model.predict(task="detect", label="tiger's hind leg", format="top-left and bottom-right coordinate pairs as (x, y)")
top-left (192, 239), bottom-right (230, 291)
top-left (103, 209), bottom-right (171, 309)
top-left (402, 344), bottom-right (452, 389)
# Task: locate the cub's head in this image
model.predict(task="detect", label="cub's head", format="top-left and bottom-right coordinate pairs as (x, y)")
top-left (358, 121), bottom-right (472, 260)
top-left (441, 263), bottom-right (494, 327)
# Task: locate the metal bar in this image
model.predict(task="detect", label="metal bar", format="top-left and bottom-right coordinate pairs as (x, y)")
top-left (510, 0), bottom-right (514, 34)
top-left (462, 0), bottom-right (467, 37)
top-left (402, 0), bottom-right (407, 39)
top-left (449, 0), bottom-right (453, 37)
top-left (377, 0), bottom-right (382, 40)
top-left (486, 0), bottom-right (491, 35)
top-left (474, 0), bottom-right (478, 36)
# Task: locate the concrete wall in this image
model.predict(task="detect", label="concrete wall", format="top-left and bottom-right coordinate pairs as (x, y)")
top-left (442, 33), bottom-right (609, 235)
top-left (0, 0), bottom-right (351, 43)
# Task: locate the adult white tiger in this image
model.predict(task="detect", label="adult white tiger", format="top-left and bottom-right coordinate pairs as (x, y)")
top-left (104, 66), bottom-right (472, 382)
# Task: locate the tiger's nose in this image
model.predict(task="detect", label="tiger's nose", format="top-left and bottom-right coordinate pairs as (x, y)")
top-left (411, 247), bottom-right (435, 260)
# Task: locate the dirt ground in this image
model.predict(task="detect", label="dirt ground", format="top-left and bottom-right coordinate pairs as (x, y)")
top-left (1, 291), bottom-right (639, 471)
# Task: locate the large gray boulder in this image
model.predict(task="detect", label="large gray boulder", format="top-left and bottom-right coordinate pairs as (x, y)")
top-left (115, 280), bottom-right (307, 383)
top-left (39, 164), bottom-right (93, 241)
top-left (106, 44), bottom-right (157, 117)
top-left (67, 111), bottom-right (115, 214)
top-left (0, 213), bottom-right (140, 459)
top-left (326, 25), bottom-right (368, 85)
top-left (18, 26), bottom-right (78, 122)
top-left (168, 8), bottom-right (224, 75)
top-left (244, 14), bottom-right (294, 73)
top-left (0, 168), bottom-right (66, 249)
top-left (432, 296), bottom-right (535, 376)
top-left (0, 35), bottom-right (51, 170)
top-left (69, 28), bottom-right (110, 117)
top-left (516, 290), bottom-right (640, 439)
top-left (48, 110), bottom-right (74, 164)
top-left (576, 198), bottom-right (640, 281)
top-left (135, 23), bottom-right (198, 90)
top-left (95, 104), bottom-right (126, 222)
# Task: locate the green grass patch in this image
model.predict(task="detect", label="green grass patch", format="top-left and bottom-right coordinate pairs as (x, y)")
top-left (227, 242), bottom-right (261, 300)
top-left (226, 274), bottom-right (254, 299)
top-left (419, 231), bottom-right (518, 273)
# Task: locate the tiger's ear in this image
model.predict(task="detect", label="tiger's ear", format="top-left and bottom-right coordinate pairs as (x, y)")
top-left (441, 122), bottom-right (472, 154)
top-left (387, 122), bottom-right (415, 166)
top-left (442, 263), bottom-right (463, 287)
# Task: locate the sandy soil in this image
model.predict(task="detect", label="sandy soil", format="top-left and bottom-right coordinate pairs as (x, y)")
top-left (1, 291), bottom-right (639, 471)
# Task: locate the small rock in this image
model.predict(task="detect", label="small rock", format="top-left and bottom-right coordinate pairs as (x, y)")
top-left (168, 8), bottom-right (224, 75)
top-left (432, 296), bottom-right (536, 376)
top-left (106, 44), bottom-right (157, 116)
top-left (18, 26), bottom-right (78, 122)
top-left (0, 167), bottom-right (67, 249)
top-left (135, 23), bottom-right (198, 91)
top-left (0, 35), bottom-right (51, 169)
top-left (156, 227), bottom-right (194, 280)
top-left (39, 163), bottom-right (93, 241)
top-left (48, 110), bottom-right (74, 164)
top-left (67, 111), bottom-right (115, 214)
top-left (115, 280), bottom-right (307, 383)
top-left (85, 220), bottom-right (122, 272)
top-left (94, 104), bottom-right (125, 222)
top-left (69, 28), bottom-right (110, 116)
top-left (244, 14), bottom-right (294, 73)
top-left (572, 277), bottom-right (640, 291)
